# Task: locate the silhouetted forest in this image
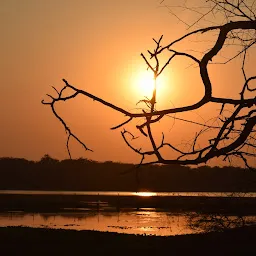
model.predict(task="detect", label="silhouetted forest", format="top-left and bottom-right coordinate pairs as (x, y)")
top-left (0, 155), bottom-right (255, 192)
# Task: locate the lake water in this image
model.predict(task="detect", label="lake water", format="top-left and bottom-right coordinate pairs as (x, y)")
top-left (0, 190), bottom-right (256, 197)
top-left (1, 209), bottom-right (255, 236)
top-left (0, 190), bottom-right (255, 236)
top-left (0, 209), bottom-right (195, 236)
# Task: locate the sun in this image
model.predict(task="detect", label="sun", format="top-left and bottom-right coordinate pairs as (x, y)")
top-left (136, 70), bottom-right (155, 97)
top-left (132, 69), bottom-right (168, 100)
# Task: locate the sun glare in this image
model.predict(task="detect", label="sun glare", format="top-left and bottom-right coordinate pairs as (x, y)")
top-left (132, 70), bottom-right (168, 100)
top-left (134, 192), bottom-right (157, 197)
top-left (136, 70), bottom-right (155, 97)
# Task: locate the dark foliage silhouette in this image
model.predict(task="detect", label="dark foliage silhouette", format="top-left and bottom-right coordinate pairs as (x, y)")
top-left (0, 157), bottom-right (255, 191)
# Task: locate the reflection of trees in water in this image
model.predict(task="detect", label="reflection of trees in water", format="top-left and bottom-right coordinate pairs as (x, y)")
top-left (40, 212), bottom-right (95, 220)
top-left (187, 212), bottom-right (252, 233)
top-left (187, 191), bottom-right (256, 232)
top-left (39, 210), bottom-right (118, 221)
top-left (41, 214), bottom-right (51, 221)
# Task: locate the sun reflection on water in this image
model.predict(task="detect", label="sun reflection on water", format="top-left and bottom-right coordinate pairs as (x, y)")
top-left (134, 192), bottom-right (157, 197)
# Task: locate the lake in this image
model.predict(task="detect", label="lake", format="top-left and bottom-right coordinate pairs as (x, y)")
top-left (1, 209), bottom-right (256, 236)
top-left (1, 190), bottom-right (256, 197)
top-left (0, 190), bottom-right (255, 236)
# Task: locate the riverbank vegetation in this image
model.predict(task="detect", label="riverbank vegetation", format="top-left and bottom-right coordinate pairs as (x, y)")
top-left (1, 156), bottom-right (255, 192)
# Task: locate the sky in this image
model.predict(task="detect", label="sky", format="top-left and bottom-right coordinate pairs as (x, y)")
top-left (1, 0), bottom-right (255, 165)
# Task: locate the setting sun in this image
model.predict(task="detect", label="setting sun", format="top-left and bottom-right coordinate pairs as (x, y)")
top-left (132, 70), bottom-right (168, 100)
top-left (136, 70), bottom-right (155, 97)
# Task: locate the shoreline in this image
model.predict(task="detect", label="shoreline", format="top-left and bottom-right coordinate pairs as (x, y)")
top-left (0, 225), bottom-right (255, 255)
top-left (1, 193), bottom-right (256, 215)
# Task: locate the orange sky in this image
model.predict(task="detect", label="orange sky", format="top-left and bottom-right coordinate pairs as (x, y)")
top-left (1, 0), bottom-right (255, 165)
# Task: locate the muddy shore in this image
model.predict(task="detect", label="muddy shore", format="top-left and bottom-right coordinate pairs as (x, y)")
top-left (0, 225), bottom-right (255, 255)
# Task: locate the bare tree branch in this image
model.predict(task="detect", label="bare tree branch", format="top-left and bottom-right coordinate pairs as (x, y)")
top-left (43, 0), bottom-right (256, 169)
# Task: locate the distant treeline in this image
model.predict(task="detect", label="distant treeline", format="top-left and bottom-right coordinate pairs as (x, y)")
top-left (0, 155), bottom-right (255, 192)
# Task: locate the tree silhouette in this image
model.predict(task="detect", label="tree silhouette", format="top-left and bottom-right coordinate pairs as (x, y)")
top-left (42, 0), bottom-right (256, 169)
